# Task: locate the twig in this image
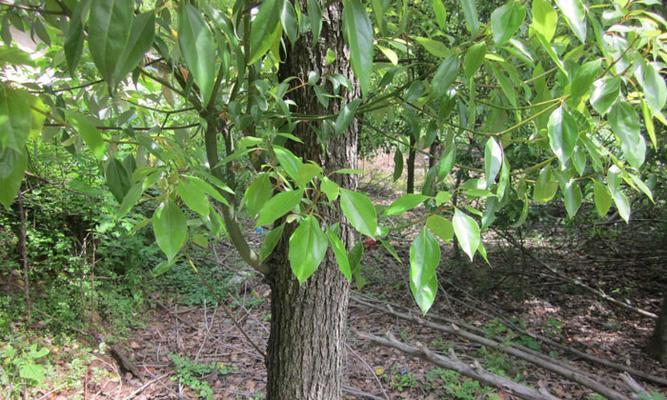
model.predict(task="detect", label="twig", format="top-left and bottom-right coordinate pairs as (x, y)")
top-left (345, 343), bottom-right (390, 400)
top-left (342, 385), bottom-right (386, 400)
top-left (121, 373), bottom-right (170, 400)
top-left (356, 330), bottom-right (561, 400)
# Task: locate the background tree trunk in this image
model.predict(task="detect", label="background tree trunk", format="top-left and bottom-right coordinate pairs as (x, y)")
top-left (647, 293), bottom-right (667, 365)
top-left (265, 1), bottom-right (358, 399)
top-left (406, 134), bottom-right (416, 194)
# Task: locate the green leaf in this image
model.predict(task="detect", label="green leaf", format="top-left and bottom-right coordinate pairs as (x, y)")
top-left (257, 190), bottom-right (303, 226)
top-left (491, 1), bottom-right (526, 45)
top-left (105, 157), bottom-right (131, 203)
top-left (274, 146), bottom-right (303, 183)
top-left (289, 216), bottom-right (328, 283)
top-left (484, 137), bottom-right (503, 187)
top-left (562, 179), bottom-right (582, 218)
top-left (593, 180), bottom-right (611, 217)
top-left (547, 106), bottom-right (578, 166)
top-left (637, 61), bottom-right (666, 115)
top-left (414, 37), bottom-right (450, 58)
top-left (384, 194), bottom-right (428, 217)
top-left (608, 101), bottom-right (646, 168)
top-left (152, 259), bottom-right (175, 276)
top-left (179, 4), bottom-right (216, 104)
top-left (114, 11), bottom-right (155, 83)
top-left (611, 189), bottom-right (631, 223)
top-left (343, 0), bottom-right (374, 96)
top-left (280, 0), bottom-right (298, 45)
top-left (555, 0), bottom-right (586, 43)
top-left (117, 183), bottom-right (143, 218)
top-left (307, 0), bottom-right (322, 43)
top-left (377, 45), bottom-right (398, 65)
top-left (244, 173), bottom-right (273, 217)
top-left (327, 225), bottom-right (352, 280)
top-left (320, 177), bottom-right (340, 202)
top-left (570, 59), bottom-right (601, 105)
top-left (249, 0), bottom-right (283, 64)
top-left (426, 215), bottom-right (453, 242)
top-left (88, 0), bottom-right (133, 87)
top-left (177, 178), bottom-right (211, 216)
top-left (153, 199), bottom-right (188, 261)
top-left (409, 227), bottom-right (440, 314)
top-left (459, 0), bottom-right (480, 34)
top-left (534, 166), bottom-right (558, 203)
top-left (435, 191), bottom-right (452, 205)
top-left (452, 209), bottom-right (480, 261)
top-left (66, 111), bottom-right (105, 159)
top-left (340, 189), bottom-right (377, 237)
top-left (590, 77), bottom-right (620, 115)
top-left (0, 146), bottom-right (26, 208)
top-left (260, 224), bottom-right (285, 261)
top-left (393, 148), bottom-right (404, 181)
top-left (335, 99), bottom-right (361, 135)
top-left (641, 100), bottom-right (657, 149)
top-left (348, 241), bottom-right (365, 289)
top-left (531, 0), bottom-right (557, 42)
top-left (463, 42), bottom-right (486, 79)
top-left (432, 0), bottom-right (447, 30)
top-left (432, 55), bottom-right (459, 98)
top-left (64, 0), bottom-right (88, 74)
top-left (19, 363), bottom-right (46, 383)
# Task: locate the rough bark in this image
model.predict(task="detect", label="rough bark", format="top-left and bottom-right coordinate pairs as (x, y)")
top-left (647, 294), bottom-right (667, 365)
top-left (265, 1), bottom-right (359, 399)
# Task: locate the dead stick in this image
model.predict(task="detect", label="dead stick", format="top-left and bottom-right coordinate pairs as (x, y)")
top-left (356, 330), bottom-right (561, 400)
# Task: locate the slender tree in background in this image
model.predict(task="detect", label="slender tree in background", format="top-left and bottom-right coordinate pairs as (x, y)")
top-left (0, 0), bottom-right (665, 397)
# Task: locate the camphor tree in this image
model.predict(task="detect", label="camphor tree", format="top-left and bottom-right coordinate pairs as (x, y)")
top-left (1, 0), bottom-right (665, 398)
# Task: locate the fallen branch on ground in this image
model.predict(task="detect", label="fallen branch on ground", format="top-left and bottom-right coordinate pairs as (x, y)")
top-left (356, 330), bottom-right (561, 400)
top-left (352, 296), bottom-right (630, 400)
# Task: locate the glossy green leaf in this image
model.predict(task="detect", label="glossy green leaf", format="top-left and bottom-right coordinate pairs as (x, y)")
top-left (463, 42), bottom-right (486, 79)
top-left (414, 37), bottom-right (450, 58)
top-left (320, 177), bottom-right (340, 202)
top-left (426, 215), bottom-right (453, 242)
top-left (484, 137), bottom-right (503, 186)
top-left (260, 224), bottom-right (285, 261)
top-left (570, 59), bottom-right (601, 104)
top-left (307, 0), bottom-right (322, 43)
top-left (608, 101), bottom-right (646, 168)
top-left (88, 0), bottom-right (132, 87)
top-left (274, 146), bottom-right (304, 183)
top-left (491, 1), bottom-right (526, 45)
top-left (177, 178), bottom-right (210, 216)
top-left (611, 189), bottom-right (630, 223)
top-left (64, 0), bottom-right (88, 74)
top-left (409, 227), bottom-right (440, 314)
top-left (153, 199), bottom-right (188, 261)
top-left (289, 216), bottom-right (328, 283)
top-left (547, 106), bottom-right (578, 166)
top-left (114, 12), bottom-right (155, 82)
top-left (0, 146), bottom-right (26, 209)
top-left (340, 189), bottom-right (377, 237)
top-left (280, 0), bottom-right (298, 45)
top-left (384, 194), bottom-right (428, 217)
top-left (343, 0), bottom-right (374, 96)
top-left (249, 0), bottom-right (283, 64)
top-left (152, 259), bottom-right (175, 276)
top-left (641, 100), bottom-right (657, 149)
top-left (435, 191), bottom-right (452, 205)
top-left (66, 111), bottom-right (105, 159)
top-left (432, 0), bottom-right (447, 30)
top-left (453, 209), bottom-right (480, 261)
top-left (179, 4), bottom-right (216, 104)
top-left (637, 61), bottom-right (666, 115)
top-left (593, 180), bottom-right (611, 217)
top-left (327, 225), bottom-right (352, 280)
top-left (257, 190), bottom-right (303, 226)
top-left (335, 99), bottom-right (361, 135)
top-left (555, 0), bottom-right (586, 43)
top-left (562, 179), bottom-right (582, 218)
top-left (534, 166), bottom-right (558, 203)
top-left (459, 0), bottom-right (480, 34)
top-left (117, 183), bottom-right (143, 218)
top-left (244, 173), bottom-right (273, 217)
top-left (432, 55), bottom-right (459, 98)
top-left (531, 0), bottom-right (557, 42)
top-left (105, 158), bottom-right (131, 203)
top-left (590, 77), bottom-right (620, 115)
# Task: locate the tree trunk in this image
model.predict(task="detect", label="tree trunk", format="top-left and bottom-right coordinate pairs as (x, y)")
top-left (406, 134), bottom-right (416, 194)
top-left (647, 293), bottom-right (667, 365)
top-left (266, 1), bottom-right (358, 399)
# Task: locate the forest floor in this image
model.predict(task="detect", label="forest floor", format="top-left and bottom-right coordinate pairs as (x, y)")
top-left (15, 165), bottom-right (667, 400)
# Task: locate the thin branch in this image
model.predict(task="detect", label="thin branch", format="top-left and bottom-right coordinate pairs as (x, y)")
top-left (44, 122), bottom-right (199, 131)
top-left (0, 1), bottom-right (66, 15)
